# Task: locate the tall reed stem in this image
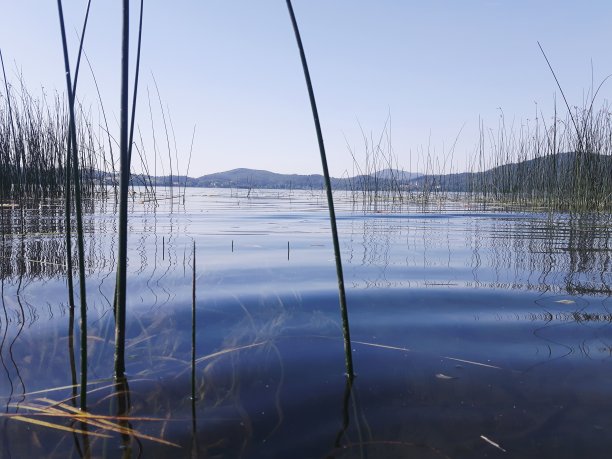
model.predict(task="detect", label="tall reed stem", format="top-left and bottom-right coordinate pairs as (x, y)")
top-left (191, 241), bottom-right (198, 457)
top-left (191, 241), bottom-right (196, 402)
top-left (285, 0), bottom-right (354, 380)
top-left (114, 0), bottom-right (130, 379)
top-left (56, 0), bottom-right (89, 410)
top-left (128, 0), bottom-right (144, 164)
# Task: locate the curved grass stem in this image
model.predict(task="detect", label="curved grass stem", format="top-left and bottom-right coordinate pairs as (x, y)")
top-left (285, 0), bottom-right (354, 380)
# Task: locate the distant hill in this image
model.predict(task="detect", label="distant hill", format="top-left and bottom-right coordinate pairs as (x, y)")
top-left (126, 152), bottom-right (611, 195)
top-left (409, 152), bottom-right (612, 192)
top-left (129, 167), bottom-right (422, 190)
top-left (375, 168), bottom-right (421, 181)
top-left (191, 168), bottom-right (328, 189)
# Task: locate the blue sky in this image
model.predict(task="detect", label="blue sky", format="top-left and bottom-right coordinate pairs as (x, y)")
top-left (1, 1), bottom-right (611, 177)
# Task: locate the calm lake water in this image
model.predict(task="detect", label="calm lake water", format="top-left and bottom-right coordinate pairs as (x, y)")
top-left (1, 188), bottom-right (611, 458)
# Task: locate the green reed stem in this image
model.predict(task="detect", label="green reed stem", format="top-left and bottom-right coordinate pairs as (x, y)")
top-left (112, 0), bottom-right (144, 370)
top-left (57, 0), bottom-right (89, 411)
top-left (128, 0), bottom-right (144, 164)
top-left (72, 0), bottom-right (92, 96)
top-left (190, 242), bottom-right (198, 457)
top-left (63, 99), bottom-right (75, 315)
top-left (191, 241), bottom-right (196, 402)
top-left (114, 0), bottom-right (130, 379)
top-left (65, 0), bottom-right (91, 416)
top-left (115, 376), bottom-right (132, 457)
top-left (334, 376), bottom-right (354, 448)
top-left (61, 0), bottom-right (90, 333)
top-left (286, 0), bottom-right (354, 380)
top-left (537, 42), bottom-right (582, 150)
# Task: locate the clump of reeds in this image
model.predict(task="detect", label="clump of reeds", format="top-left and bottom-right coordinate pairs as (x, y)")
top-left (0, 72), bottom-right (111, 205)
top-left (341, 47), bottom-right (612, 214)
top-left (345, 94), bottom-right (612, 213)
top-left (464, 98), bottom-right (612, 212)
top-left (344, 117), bottom-right (412, 212)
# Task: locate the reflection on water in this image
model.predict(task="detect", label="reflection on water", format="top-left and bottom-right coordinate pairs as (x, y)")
top-left (345, 211), bottom-right (611, 295)
top-left (0, 188), bottom-right (611, 458)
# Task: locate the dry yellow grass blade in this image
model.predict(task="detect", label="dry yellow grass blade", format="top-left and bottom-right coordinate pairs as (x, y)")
top-left (3, 412), bottom-right (178, 422)
top-left (86, 335), bottom-right (107, 343)
top-left (10, 402), bottom-right (72, 416)
top-left (351, 340), bottom-right (411, 352)
top-left (9, 399), bottom-right (181, 448)
top-left (442, 356), bottom-right (502, 370)
top-left (66, 412), bottom-right (180, 448)
top-left (169, 341), bottom-right (270, 379)
top-left (9, 415), bottom-right (111, 438)
top-left (19, 378), bottom-right (153, 405)
top-left (351, 339), bottom-right (504, 370)
top-left (157, 355), bottom-right (190, 365)
top-left (195, 341), bottom-right (268, 364)
top-left (36, 399), bottom-right (181, 448)
top-left (48, 399), bottom-right (176, 422)
top-left (20, 378), bottom-right (112, 398)
top-left (126, 334), bottom-right (155, 349)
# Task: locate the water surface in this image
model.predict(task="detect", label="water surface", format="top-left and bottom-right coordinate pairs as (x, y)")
top-left (1, 188), bottom-right (611, 458)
